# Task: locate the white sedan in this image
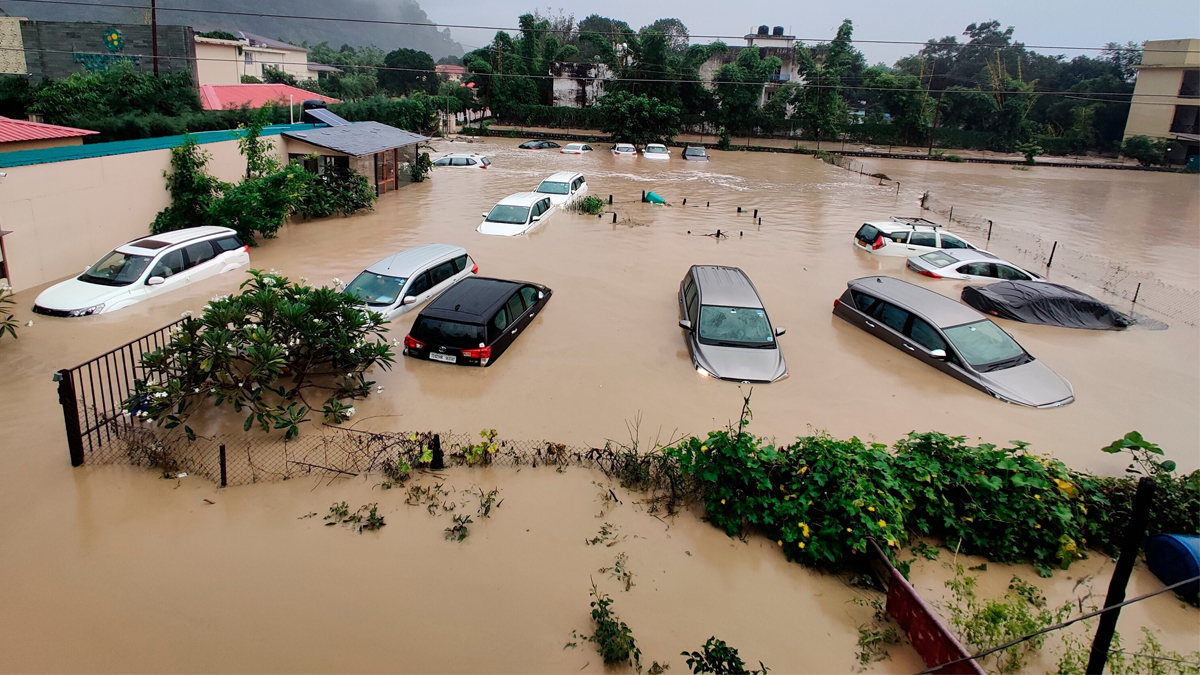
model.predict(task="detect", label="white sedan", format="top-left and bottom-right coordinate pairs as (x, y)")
top-left (432, 153), bottom-right (491, 169)
top-left (907, 249), bottom-right (1043, 282)
top-left (612, 143), bottom-right (637, 156)
top-left (478, 192), bottom-right (557, 236)
top-left (643, 143), bottom-right (670, 160)
top-left (561, 143), bottom-right (593, 155)
top-left (33, 226), bottom-right (250, 316)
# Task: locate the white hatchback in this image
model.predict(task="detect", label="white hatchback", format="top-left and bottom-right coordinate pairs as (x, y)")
top-left (342, 244), bottom-right (476, 321)
top-left (478, 192), bottom-right (557, 236)
top-left (535, 171), bottom-right (588, 207)
top-left (612, 143), bottom-right (637, 156)
top-left (854, 217), bottom-right (977, 257)
top-left (33, 226), bottom-right (249, 317)
top-left (561, 143), bottom-right (593, 155)
top-left (432, 153), bottom-right (491, 169)
top-left (643, 143), bottom-right (670, 160)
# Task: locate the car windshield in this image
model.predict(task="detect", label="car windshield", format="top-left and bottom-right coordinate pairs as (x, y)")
top-left (920, 251), bottom-right (959, 268)
top-left (486, 205), bottom-right (532, 224)
top-left (684, 147), bottom-right (705, 156)
top-left (698, 306), bottom-right (775, 348)
top-left (412, 317), bottom-right (485, 350)
top-left (645, 146), bottom-right (667, 154)
top-left (537, 181), bottom-right (570, 195)
top-left (78, 250), bottom-right (152, 286)
top-left (343, 271), bottom-right (406, 306)
top-left (942, 320), bottom-right (1029, 371)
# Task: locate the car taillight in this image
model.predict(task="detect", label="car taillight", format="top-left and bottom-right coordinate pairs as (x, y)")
top-left (871, 236), bottom-right (885, 250)
top-left (461, 345), bottom-right (492, 361)
top-left (833, 298), bottom-right (841, 309)
top-left (242, 245), bottom-right (250, 253)
top-left (918, 269), bottom-right (942, 279)
top-left (471, 263), bottom-right (478, 274)
top-left (481, 164), bottom-right (488, 169)
top-left (404, 335), bottom-right (424, 350)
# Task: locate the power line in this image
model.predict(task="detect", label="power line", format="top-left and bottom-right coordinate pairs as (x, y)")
top-left (6, 0), bottom-right (1200, 54)
top-left (4, 46), bottom-right (1187, 103)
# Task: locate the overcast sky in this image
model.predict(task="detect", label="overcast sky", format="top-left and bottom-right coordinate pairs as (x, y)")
top-left (425, 0), bottom-right (1200, 64)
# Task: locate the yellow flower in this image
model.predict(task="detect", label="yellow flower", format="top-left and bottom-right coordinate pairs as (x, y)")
top-left (878, 520), bottom-right (887, 528)
top-left (1054, 478), bottom-right (1078, 499)
top-left (798, 542), bottom-right (805, 549)
top-left (720, 499), bottom-right (726, 504)
top-left (868, 506), bottom-right (875, 512)
top-left (1034, 494), bottom-right (1041, 500)
top-left (798, 523), bottom-right (810, 537)
top-left (799, 466), bottom-right (808, 474)
top-left (1035, 524), bottom-right (1042, 529)
top-left (846, 528), bottom-right (853, 533)
top-left (701, 445), bottom-right (707, 452)
top-left (777, 540), bottom-right (783, 546)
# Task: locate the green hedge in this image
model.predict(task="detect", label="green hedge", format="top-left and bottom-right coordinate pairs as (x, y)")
top-left (498, 103), bottom-right (605, 129)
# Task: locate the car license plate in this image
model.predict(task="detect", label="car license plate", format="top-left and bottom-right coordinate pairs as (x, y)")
top-left (429, 352), bottom-right (457, 364)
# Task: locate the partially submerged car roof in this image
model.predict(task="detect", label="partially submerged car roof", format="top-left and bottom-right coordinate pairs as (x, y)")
top-left (847, 276), bottom-right (982, 328)
top-left (692, 266), bottom-right (764, 308)
top-left (928, 249), bottom-right (1000, 264)
top-left (542, 171), bottom-right (582, 183)
top-left (495, 192), bottom-right (544, 207)
top-left (365, 243), bottom-right (465, 278)
top-left (422, 277), bottom-right (523, 323)
top-left (117, 226), bottom-right (238, 255)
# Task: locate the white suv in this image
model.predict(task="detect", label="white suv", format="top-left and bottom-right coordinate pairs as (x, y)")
top-left (854, 217), bottom-right (977, 257)
top-left (478, 192), bottom-right (556, 236)
top-left (432, 153), bottom-right (491, 169)
top-left (535, 171), bottom-right (588, 207)
top-left (33, 226), bottom-right (250, 316)
top-left (342, 244), bottom-right (476, 321)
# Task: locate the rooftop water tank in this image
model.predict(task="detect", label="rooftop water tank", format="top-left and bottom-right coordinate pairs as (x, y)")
top-left (773, 26), bottom-right (785, 36)
top-left (757, 25), bottom-right (769, 36)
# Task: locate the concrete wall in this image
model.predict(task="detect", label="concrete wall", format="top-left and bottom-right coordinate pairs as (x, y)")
top-left (19, 21), bottom-right (196, 81)
top-left (551, 62), bottom-right (610, 108)
top-left (0, 16), bottom-right (27, 75)
top-left (0, 137), bottom-right (286, 292)
top-left (1124, 39), bottom-right (1200, 141)
top-left (194, 39), bottom-right (242, 85)
top-left (0, 137), bottom-right (84, 153)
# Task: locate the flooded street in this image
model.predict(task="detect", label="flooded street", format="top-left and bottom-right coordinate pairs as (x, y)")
top-left (1, 138), bottom-right (1196, 671)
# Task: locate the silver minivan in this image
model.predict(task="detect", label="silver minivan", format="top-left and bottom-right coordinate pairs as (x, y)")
top-left (678, 266), bottom-right (787, 383)
top-left (343, 244), bottom-right (476, 321)
top-left (833, 276), bottom-right (1074, 407)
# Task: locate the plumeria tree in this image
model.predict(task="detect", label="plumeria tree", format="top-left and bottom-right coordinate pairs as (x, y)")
top-left (125, 270), bottom-right (394, 439)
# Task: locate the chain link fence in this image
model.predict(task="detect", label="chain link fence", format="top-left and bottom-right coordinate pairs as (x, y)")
top-left (918, 193), bottom-right (1199, 326)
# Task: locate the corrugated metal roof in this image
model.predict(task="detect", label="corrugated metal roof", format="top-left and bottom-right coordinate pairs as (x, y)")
top-left (0, 116), bottom-right (98, 143)
top-left (282, 122), bottom-right (428, 156)
top-left (0, 124), bottom-right (317, 168)
top-left (199, 84), bottom-right (340, 111)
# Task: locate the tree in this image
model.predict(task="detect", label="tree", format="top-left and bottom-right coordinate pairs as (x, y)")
top-left (643, 18), bottom-right (689, 56)
top-left (125, 270), bottom-right (395, 441)
top-left (714, 47), bottom-right (781, 138)
top-left (1121, 135), bottom-right (1167, 167)
top-left (379, 48), bottom-right (438, 97)
top-left (262, 66), bottom-right (296, 86)
top-left (237, 105), bottom-right (280, 179)
top-left (151, 136), bottom-right (223, 234)
top-left (862, 67), bottom-right (933, 144)
top-left (597, 91), bottom-right (680, 145)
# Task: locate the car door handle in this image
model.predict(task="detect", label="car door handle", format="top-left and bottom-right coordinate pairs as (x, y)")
top-left (903, 344), bottom-right (915, 351)
top-left (511, 329), bottom-right (518, 334)
top-left (865, 321), bottom-right (876, 328)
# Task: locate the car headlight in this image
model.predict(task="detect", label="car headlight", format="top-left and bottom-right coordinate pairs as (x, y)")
top-left (68, 303), bottom-right (105, 317)
top-left (696, 365), bottom-right (712, 378)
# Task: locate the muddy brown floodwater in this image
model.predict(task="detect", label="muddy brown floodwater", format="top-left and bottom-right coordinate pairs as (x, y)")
top-left (1, 138), bottom-right (1197, 672)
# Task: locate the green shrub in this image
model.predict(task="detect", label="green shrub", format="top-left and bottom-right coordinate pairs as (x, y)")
top-left (1121, 135), bottom-right (1168, 167)
top-left (682, 637), bottom-right (769, 675)
top-left (569, 195), bottom-right (606, 215)
top-left (151, 136), bottom-right (224, 235)
top-left (945, 154), bottom-right (966, 162)
top-left (587, 582), bottom-right (641, 669)
top-left (498, 103), bottom-right (604, 129)
top-left (292, 163), bottom-right (376, 220)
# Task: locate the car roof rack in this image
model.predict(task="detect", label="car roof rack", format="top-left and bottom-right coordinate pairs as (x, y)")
top-left (890, 216), bottom-right (940, 229)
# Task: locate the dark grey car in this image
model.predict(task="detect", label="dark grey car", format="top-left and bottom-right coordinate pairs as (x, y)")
top-left (833, 276), bottom-right (1074, 407)
top-left (678, 266), bottom-right (787, 382)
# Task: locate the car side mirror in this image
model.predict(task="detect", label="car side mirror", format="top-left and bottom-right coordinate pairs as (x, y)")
top-left (531, 215), bottom-right (542, 222)
top-left (482, 212), bottom-right (490, 219)
top-left (929, 349), bottom-right (947, 360)
top-left (402, 295), bottom-right (418, 305)
top-left (679, 319), bottom-right (693, 331)
top-left (147, 276), bottom-right (165, 286)
top-left (775, 326), bottom-right (786, 336)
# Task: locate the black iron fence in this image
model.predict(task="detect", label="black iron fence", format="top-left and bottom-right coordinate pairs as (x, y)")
top-left (56, 319), bottom-right (184, 466)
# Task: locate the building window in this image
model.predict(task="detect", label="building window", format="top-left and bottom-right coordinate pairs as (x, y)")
top-left (1181, 70), bottom-right (1200, 98)
top-left (1170, 105), bottom-right (1199, 134)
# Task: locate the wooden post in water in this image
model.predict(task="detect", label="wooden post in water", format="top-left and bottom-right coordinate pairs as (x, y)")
top-left (56, 369), bottom-right (84, 467)
top-left (1132, 283), bottom-right (1142, 305)
top-left (1086, 477), bottom-right (1156, 674)
top-left (431, 434), bottom-right (445, 470)
top-left (219, 444), bottom-right (227, 487)
top-left (986, 220), bottom-right (993, 245)
top-left (1047, 241), bottom-right (1059, 268)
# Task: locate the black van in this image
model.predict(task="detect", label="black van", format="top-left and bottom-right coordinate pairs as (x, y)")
top-left (403, 277), bottom-right (552, 366)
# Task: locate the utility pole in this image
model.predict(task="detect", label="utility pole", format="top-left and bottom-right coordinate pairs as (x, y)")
top-left (150, 0), bottom-right (159, 75)
top-left (928, 95), bottom-right (942, 156)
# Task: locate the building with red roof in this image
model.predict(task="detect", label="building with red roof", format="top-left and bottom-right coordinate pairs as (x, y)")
top-left (198, 84), bottom-right (340, 111)
top-left (0, 116), bottom-right (98, 153)
top-left (436, 64), bottom-right (468, 82)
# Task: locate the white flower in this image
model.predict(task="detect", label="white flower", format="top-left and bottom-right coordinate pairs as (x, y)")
top-left (345, 406), bottom-right (356, 418)
top-left (202, 305), bottom-right (211, 312)
top-left (391, 338), bottom-right (399, 347)
top-left (25, 320), bottom-right (33, 327)
top-left (263, 277), bottom-right (275, 286)
top-left (299, 277), bottom-right (309, 285)
top-left (181, 311), bottom-right (192, 318)
top-left (349, 348), bottom-right (355, 354)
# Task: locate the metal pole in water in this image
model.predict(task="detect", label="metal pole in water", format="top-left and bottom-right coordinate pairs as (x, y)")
top-left (1086, 477), bottom-right (1156, 674)
top-left (1047, 241), bottom-right (1058, 268)
top-left (219, 444), bottom-right (227, 487)
top-left (987, 220), bottom-right (993, 245)
top-left (949, 206), bottom-right (954, 222)
top-left (1132, 283), bottom-right (1141, 305)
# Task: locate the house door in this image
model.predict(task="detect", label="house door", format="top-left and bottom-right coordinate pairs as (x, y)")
top-left (375, 150), bottom-right (397, 194)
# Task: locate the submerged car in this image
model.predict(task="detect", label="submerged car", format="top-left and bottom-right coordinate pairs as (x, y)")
top-left (853, 218), bottom-right (976, 257)
top-left (519, 140), bottom-right (560, 150)
top-left (561, 143), bottom-right (593, 154)
top-left (682, 146), bottom-right (709, 161)
top-left (612, 143), bottom-right (637, 156)
top-left (907, 249), bottom-right (1042, 282)
top-left (33, 226), bottom-right (249, 317)
top-left (535, 171), bottom-right (588, 207)
top-left (404, 276), bottom-right (552, 367)
top-left (477, 192), bottom-right (557, 236)
top-left (432, 153), bottom-right (490, 169)
top-left (833, 276), bottom-right (1073, 407)
top-left (342, 244), bottom-right (476, 321)
top-left (643, 143), bottom-right (670, 160)
top-left (678, 266), bottom-right (787, 383)
top-left (961, 281), bottom-right (1131, 330)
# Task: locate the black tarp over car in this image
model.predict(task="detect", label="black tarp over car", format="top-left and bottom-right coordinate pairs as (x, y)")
top-left (961, 281), bottom-right (1131, 330)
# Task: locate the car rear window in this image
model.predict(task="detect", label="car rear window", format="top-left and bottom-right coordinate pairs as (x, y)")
top-left (920, 251), bottom-right (958, 268)
top-left (412, 317), bottom-right (485, 350)
top-left (214, 236), bottom-right (245, 252)
top-left (855, 224), bottom-right (879, 242)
